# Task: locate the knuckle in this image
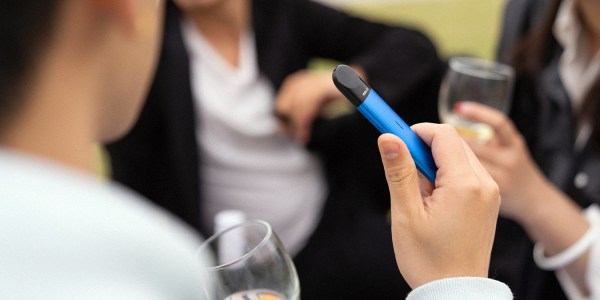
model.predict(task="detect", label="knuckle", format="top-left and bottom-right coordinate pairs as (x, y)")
top-left (439, 124), bottom-right (458, 135)
top-left (485, 179), bottom-right (501, 203)
top-left (385, 163), bottom-right (414, 185)
top-left (458, 176), bottom-right (484, 198)
top-left (454, 173), bottom-right (501, 207)
top-left (514, 135), bottom-right (527, 149)
top-left (504, 152), bottom-right (520, 170)
top-left (496, 116), bottom-right (513, 134)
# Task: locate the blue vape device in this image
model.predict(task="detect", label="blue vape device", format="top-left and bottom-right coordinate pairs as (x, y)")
top-left (332, 64), bottom-right (437, 183)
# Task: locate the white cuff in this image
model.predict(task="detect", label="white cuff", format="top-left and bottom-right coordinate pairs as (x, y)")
top-left (406, 277), bottom-right (513, 300)
top-left (533, 205), bottom-right (600, 270)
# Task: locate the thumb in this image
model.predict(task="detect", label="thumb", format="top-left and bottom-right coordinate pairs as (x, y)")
top-left (378, 134), bottom-right (423, 220)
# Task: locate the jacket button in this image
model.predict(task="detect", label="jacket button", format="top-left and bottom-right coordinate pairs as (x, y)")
top-left (574, 172), bottom-right (589, 189)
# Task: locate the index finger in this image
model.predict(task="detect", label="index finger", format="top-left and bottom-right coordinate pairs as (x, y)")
top-left (454, 101), bottom-right (518, 145)
top-left (411, 123), bottom-right (473, 176)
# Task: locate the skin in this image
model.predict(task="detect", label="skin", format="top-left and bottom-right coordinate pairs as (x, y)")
top-left (377, 124), bottom-right (501, 288)
top-left (449, 1), bottom-right (600, 293)
top-left (274, 69), bottom-right (358, 144)
top-left (0, 0), bottom-right (164, 172)
top-left (577, 0), bottom-right (600, 55)
top-left (172, 0), bottom-right (365, 144)
top-left (456, 101), bottom-right (591, 294)
top-left (0, 0), bottom-right (503, 292)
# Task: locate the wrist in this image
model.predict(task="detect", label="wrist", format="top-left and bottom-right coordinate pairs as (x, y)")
top-left (350, 64), bottom-right (367, 81)
top-left (420, 261), bottom-right (489, 287)
top-left (511, 176), bottom-right (554, 227)
top-left (316, 71), bottom-right (342, 99)
top-left (518, 180), bottom-right (590, 256)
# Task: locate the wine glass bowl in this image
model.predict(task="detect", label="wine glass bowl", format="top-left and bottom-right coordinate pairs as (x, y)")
top-left (438, 57), bottom-right (515, 141)
top-left (197, 220), bottom-right (300, 300)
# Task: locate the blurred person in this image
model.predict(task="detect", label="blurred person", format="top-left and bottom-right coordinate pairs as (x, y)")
top-left (0, 1), bottom-right (514, 299)
top-left (106, 0), bottom-right (444, 298)
top-left (453, 0), bottom-right (600, 298)
top-left (0, 0), bottom-right (210, 298)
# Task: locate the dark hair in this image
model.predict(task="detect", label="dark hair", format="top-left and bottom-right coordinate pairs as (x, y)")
top-left (0, 1), bottom-right (63, 127)
top-left (507, 0), bottom-right (562, 76)
top-left (508, 0), bottom-right (600, 147)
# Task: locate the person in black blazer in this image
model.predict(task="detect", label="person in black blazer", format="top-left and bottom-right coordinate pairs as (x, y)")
top-left (107, 0), bottom-right (444, 298)
top-left (454, 0), bottom-right (600, 298)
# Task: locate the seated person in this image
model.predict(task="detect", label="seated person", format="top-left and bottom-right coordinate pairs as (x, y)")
top-left (0, 1), bottom-right (510, 299)
top-left (106, 0), bottom-right (444, 298)
top-left (0, 0), bottom-right (208, 298)
top-left (455, 0), bottom-right (600, 298)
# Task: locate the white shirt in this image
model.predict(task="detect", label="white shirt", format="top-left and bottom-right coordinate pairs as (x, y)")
top-left (181, 19), bottom-right (327, 256)
top-left (0, 150), bottom-right (210, 299)
top-left (554, 0), bottom-right (600, 149)
top-left (539, 205), bottom-right (600, 300)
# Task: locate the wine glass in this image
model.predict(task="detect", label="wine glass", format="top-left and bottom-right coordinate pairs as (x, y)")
top-left (197, 220), bottom-right (300, 300)
top-left (438, 57), bottom-right (515, 141)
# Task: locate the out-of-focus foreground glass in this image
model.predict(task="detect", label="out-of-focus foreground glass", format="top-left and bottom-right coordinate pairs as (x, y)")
top-left (197, 220), bottom-right (300, 300)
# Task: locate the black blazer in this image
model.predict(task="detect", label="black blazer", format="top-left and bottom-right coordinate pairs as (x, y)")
top-left (108, 0), bottom-right (444, 298)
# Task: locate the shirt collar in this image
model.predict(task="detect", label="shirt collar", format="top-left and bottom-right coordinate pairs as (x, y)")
top-left (553, 0), bottom-right (580, 51)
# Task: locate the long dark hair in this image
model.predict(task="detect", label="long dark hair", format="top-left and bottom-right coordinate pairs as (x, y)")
top-left (0, 1), bottom-right (63, 128)
top-left (508, 0), bottom-right (600, 147)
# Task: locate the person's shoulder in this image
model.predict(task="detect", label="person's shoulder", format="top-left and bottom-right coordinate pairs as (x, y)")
top-left (252, 0), bottom-right (325, 14)
top-left (497, 0), bottom-right (554, 61)
top-left (0, 149), bottom-right (201, 247)
top-left (503, 0), bottom-right (554, 27)
top-left (0, 149), bottom-right (208, 299)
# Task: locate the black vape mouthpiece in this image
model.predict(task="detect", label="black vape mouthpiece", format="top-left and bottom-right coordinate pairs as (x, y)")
top-left (332, 64), bottom-right (371, 106)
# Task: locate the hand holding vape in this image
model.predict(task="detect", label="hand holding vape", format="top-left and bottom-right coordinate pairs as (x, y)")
top-left (332, 64), bottom-right (437, 183)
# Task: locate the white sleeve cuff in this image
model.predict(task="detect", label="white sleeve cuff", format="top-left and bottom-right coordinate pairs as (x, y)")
top-left (552, 204), bottom-right (600, 300)
top-left (533, 204), bottom-right (600, 270)
top-left (406, 277), bottom-right (513, 300)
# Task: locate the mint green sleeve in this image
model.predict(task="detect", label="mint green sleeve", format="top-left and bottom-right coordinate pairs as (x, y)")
top-left (407, 277), bottom-right (513, 300)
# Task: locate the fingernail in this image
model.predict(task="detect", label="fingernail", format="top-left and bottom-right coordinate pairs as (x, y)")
top-left (454, 102), bottom-right (462, 113)
top-left (455, 102), bottom-right (471, 114)
top-left (380, 140), bottom-right (400, 159)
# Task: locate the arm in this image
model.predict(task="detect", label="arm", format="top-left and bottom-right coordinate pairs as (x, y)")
top-left (553, 205), bottom-right (600, 300)
top-left (456, 101), bottom-right (596, 296)
top-left (274, 0), bottom-right (443, 144)
top-left (291, 0), bottom-right (443, 104)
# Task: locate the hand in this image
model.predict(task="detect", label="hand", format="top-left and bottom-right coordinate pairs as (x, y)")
top-left (454, 101), bottom-right (549, 222)
top-left (378, 124), bottom-right (500, 289)
top-left (274, 68), bottom-right (358, 144)
top-left (456, 102), bottom-right (593, 294)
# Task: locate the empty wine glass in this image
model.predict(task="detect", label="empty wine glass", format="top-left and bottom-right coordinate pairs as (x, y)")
top-left (197, 220), bottom-right (300, 300)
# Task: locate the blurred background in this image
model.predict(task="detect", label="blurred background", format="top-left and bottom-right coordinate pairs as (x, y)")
top-left (98, 0), bottom-right (507, 176)
top-left (315, 0), bottom-right (506, 60)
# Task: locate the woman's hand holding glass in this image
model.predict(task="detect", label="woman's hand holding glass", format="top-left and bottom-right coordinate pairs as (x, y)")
top-left (454, 101), bottom-right (550, 222)
top-left (456, 102), bottom-right (593, 295)
top-left (438, 57), bottom-right (514, 142)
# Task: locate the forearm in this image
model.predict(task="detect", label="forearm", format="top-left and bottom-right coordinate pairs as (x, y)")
top-left (519, 179), bottom-right (591, 293)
